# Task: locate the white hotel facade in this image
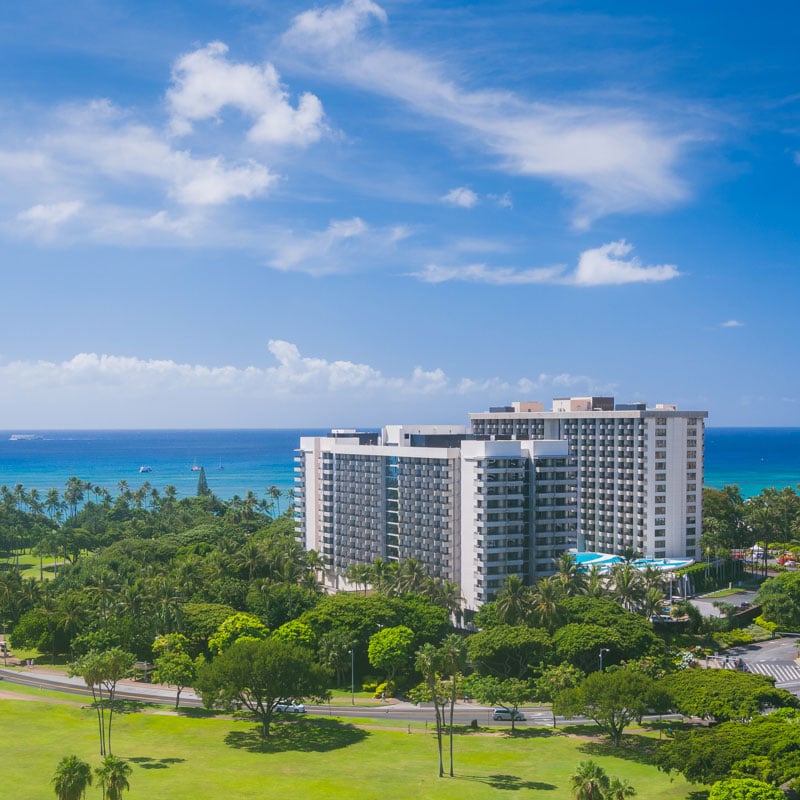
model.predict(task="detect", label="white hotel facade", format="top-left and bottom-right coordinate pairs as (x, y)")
top-left (294, 397), bottom-right (706, 611)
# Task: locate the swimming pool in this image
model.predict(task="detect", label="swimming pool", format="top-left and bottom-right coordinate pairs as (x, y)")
top-left (571, 552), bottom-right (694, 571)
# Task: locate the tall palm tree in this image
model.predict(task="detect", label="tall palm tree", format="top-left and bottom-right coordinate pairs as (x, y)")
top-left (440, 633), bottom-right (466, 777)
top-left (570, 760), bottom-right (610, 800)
top-left (94, 755), bottom-right (132, 800)
top-left (415, 643), bottom-right (445, 778)
top-left (582, 565), bottom-right (606, 599)
top-left (529, 575), bottom-right (564, 630)
top-left (557, 552), bottom-right (587, 596)
top-left (267, 485), bottom-right (282, 516)
top-left (609, 562), bottom-right (644, 613)
top-left (52, 754), bottom-right (93, 800)
top-left (394, 558), bottom-right (428, 595)
top-left (493, 574), bottom-right (532, 625)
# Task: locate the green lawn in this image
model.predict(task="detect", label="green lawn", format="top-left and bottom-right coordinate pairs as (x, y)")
top-left (0, 694), bottom-right (700, 799)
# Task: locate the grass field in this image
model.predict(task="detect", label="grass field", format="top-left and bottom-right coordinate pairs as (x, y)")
top-left (0, 690), bottom-right (701, 799)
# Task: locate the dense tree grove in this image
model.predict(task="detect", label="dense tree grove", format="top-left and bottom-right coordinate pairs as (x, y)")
top-left (5, 478), bottom-right (800, 790)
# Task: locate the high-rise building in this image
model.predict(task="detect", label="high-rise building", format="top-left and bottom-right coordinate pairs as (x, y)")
top-left (295, 425), bottom-right (578, 610)
top-left (294, 398), bottom-right (705, 610)
top-left (469, 398), bottom-right (706, 561)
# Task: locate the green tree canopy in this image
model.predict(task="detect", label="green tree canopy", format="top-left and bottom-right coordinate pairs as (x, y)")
top-left (367, 625), bottom-right (415, 684)
top-left (462, 674), bottom-right (535, 734)
top-left (654, 713), bottom-right (800, 786)
top-left (757, 571), bottom-right (800, 630)
top-left (554, 667), bottom-right (664, 746)
top-left (466, 624), bottom-right (552, 680)
top-left (662, 669), bottom-right (799, 723)
top-left (708, 778), bottom-right (784, 800)
top-left (196, 637), bottom-right (331, 737)
top-left (207, 612), bottom-right (268, 655)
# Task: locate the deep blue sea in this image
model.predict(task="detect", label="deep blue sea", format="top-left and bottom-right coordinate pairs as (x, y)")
top-left (0, 427), bottom-right (798, 502)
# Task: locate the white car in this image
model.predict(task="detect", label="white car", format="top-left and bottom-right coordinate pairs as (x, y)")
top-left (275, 702), bottom-right (306, 713)
top-left (492, 708), bottom-right (525, 721)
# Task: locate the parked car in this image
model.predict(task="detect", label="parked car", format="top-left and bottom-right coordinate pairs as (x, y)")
top-left (492, 708), bottom-right (525, 721)
top-left (275, 702), bottom-right (306, 713)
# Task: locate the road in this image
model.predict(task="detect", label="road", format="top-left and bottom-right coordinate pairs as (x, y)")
top-left (0, 666), bottom-right (642, 728)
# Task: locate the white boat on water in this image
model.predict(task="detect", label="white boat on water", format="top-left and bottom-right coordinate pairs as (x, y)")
top-left (139, 465), bottom-right (152, 473)
top-left (9, 434), bottom-right (42, 441)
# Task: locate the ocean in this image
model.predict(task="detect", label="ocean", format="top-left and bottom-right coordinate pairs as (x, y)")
top-left (0, 427), bottom-right (798, 502)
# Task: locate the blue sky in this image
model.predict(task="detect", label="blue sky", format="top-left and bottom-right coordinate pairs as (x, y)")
top-left (1, 0), bottom-right (799, 428)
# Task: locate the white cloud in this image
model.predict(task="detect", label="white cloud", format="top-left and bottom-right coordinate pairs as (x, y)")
top-left (0, 341), bottom-right (602, 426)
top-left (488, 192), bottom-right (513, 209)
top-left (167, 41), bottom-right (326, 147)
top-left (288, 0), bottom-right (387, 50)
top-left (569, 240), bottom-right (680, 286)
top-left (48, 101), bottom-right (277, 206)
top-left (269, 216), bottom-right (407, 275)
top-left (283, 0), bottom-right (691, 225)
top-left (412, 263), bottom-right (564, 285)
top-left (410, 240), bottom-right (679, 287)
top-left (441, 187), bottom-right (478, 208)
top-left (721, 319), bottom-right (744, 328)
top-left (17, 201), bottom-right (83, 227)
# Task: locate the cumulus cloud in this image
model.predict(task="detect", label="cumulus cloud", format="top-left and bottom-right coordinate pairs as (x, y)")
top-left (721, 319), bottom-right (744, 328)
top-left (0, 341), bottom-right (602, 426)
top-left (569, 240), bottom-right (679, 286)
top-left (167, 41), bottom-right (326, 147)
top-left (283, 0), bottom-right (691, 226)
top-left (441, 187), bottom-right (478, 208)
top-left (410, 240), bottom-right (679, 287)
top-left (49, 101), bottom-right (276, 206)
top-left (17, 201), bottom-right (83, 227)
top-left (288, 0), bottom-right (387, 50)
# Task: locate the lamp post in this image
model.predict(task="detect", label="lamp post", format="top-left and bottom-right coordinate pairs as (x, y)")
top-left (349, 648), bottom-right (355, 706)
top-left (599, 648), bottom-right (609, 672)
top-left (1, 622), bottom-right (7, 667)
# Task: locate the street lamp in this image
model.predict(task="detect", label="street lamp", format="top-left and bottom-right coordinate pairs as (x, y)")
top-left (349, 648), bottom-right (355, 706)
top-left (599, 648), bottom-right (610, 672)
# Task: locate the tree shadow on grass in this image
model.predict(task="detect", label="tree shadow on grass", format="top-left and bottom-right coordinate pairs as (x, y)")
top-left (459, 773), bottom-right (557, 791)
top-left (128, 756), bottom-right (186, 770)
top-left (176, 706), bottom-right (224, 719)
top-left (224, 717), bottom-right (369, 754)
top-left (112, 699), bottom-right (161, 715)
top-left (500, 727), bottom-right (558, 740)
top-left (577, 734), bottom-right (659, 766)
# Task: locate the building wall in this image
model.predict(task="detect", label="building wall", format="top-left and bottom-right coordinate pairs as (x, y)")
top-left (469, 406), bottom-right (706, 560)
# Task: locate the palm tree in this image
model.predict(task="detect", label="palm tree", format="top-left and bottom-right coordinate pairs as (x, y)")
top-left (94, 756), bottom-right (132, 800)
top-left (52, 754), bottom-right (93, 800)
top-left (415, 643), bottom-right (445, 777)
top-left (440, 633), bottom-right (466, 777)
top-left (557, 552), bottom-right (587, 596)
top-left (394, 558), bottom-right (428, 595)
top-left (268, 485), bottom-right (282, 516)
top-left (493, 574), bottom-right (532, 625)
top-left (606, 776), bottom-right (637, 799)
top-left (609, 562), bottom-right (644, 613)
top-left (570, 760), bottom-right (610, 800)
top-left (583, 565), bottom-right (606, 599)
top-left (529, 575), bottom-right (564, 630)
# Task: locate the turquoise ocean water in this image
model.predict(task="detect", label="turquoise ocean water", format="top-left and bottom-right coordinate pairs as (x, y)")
top-left (0, 427), bottom-right (798, 502)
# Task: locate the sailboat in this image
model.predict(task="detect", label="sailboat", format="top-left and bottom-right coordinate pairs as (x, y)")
top-left (217, 457), bottom-right (224, 471)
top-left (191, 459), bottom-right (201, 472)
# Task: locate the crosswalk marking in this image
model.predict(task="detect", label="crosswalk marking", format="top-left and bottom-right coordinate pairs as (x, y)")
top-left (739, 661), bottom-right (800, 685)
